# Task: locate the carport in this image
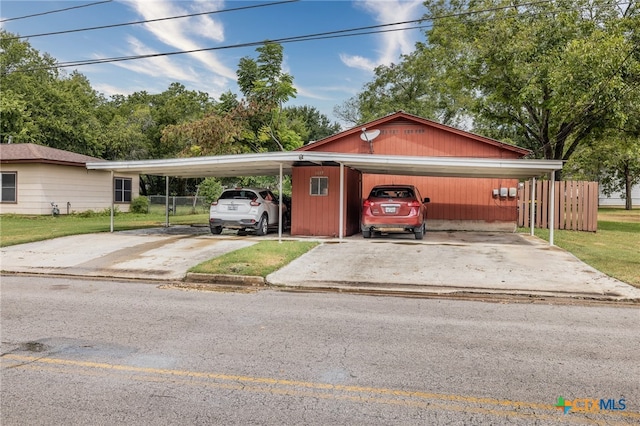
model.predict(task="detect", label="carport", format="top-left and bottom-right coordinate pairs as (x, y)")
top-left (86, 152), bottom-right (562, 244)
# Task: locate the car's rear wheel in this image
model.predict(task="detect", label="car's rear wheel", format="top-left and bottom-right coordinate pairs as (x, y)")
top-left (256, 215), bottom-right (268, 236)
top-left (362, 229), bottom-right (371, 238)
top-left (210, 225), bottom-right (222, 235)
top-left (414, 223), bottom-right (425, 240)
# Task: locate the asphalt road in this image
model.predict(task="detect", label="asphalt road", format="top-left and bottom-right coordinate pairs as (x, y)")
top-left (1, 275), bottom-right (639, 425)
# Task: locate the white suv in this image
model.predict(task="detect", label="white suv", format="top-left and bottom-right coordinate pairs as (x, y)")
top-left (209, 188), bottom-right (287, 235)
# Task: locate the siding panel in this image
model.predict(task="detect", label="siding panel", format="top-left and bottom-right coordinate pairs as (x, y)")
top-left (0, 163), bottom-right (139, 215)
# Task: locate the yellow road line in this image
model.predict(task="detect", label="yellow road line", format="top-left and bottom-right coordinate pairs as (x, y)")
top-left (2, 354), bottom-right (637, 424)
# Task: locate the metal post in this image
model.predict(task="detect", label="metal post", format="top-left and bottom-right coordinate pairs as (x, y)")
top-left (110, 170), bottom-right (114, 233)
top-left (339, 163), bottom-right (344, 240)
top-left (165, 176), bottom-right (170, 228)
top-left (278, 163), bottom-right (283, 243)
top-left (549, 172), bottom-right (556, 246)
top-left (530, 177), bottom-right (535, 236)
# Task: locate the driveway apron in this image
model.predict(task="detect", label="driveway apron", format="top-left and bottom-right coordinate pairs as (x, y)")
top-left (1, 231), bottom-right (256, 281)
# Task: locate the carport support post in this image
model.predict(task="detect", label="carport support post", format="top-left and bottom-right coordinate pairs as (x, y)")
top-left (530, 177), bottom-right (535, 236)
top-left (339, 163), bottom-right (344, 240)
top-left (110, 170), bottom-right (114, 233)
top-left (549, 172), bottom-right (555, 246)
top-left (165, 176), bottom-right (169, 228)
top-left (278, 163), bottom-right (283, 243)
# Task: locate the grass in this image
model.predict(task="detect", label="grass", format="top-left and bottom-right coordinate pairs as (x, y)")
top-left (189, 240), bottom-right (319, 277)
top-left (519, 208), bottom-right (640, 288)
top-left (0, 211), bottom-right (208, 247)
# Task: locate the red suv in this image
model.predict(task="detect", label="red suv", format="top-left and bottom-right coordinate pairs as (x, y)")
top-left (361, 185), bottom-right (430, 240)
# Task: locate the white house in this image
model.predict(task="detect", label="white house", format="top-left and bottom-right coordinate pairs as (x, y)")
top-left (0, 143), bottom-right (139, 215)
top-left (599, 185), bottom-right (640, 208)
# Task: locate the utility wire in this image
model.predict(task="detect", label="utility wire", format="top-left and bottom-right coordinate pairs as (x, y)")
top-left (0, 1), bottom-right (112, 23)
top-left (24, 0), bottom-right (560, 72)
top-left (8, 0), bottom-right (300, 40)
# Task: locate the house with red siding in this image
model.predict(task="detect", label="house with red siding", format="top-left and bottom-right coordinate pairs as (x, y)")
top-left (293, 111), bottom-right (531, 235)
top-left (87, 111), bottom-right (561, 239)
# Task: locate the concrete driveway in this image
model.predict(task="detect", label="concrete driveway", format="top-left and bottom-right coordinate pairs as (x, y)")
top-left (268, 232), bottom-right (640, 301)
top-left (2, 227), bottom-right (639, 301)
top-left (0, 226), bottom-right (255, 281)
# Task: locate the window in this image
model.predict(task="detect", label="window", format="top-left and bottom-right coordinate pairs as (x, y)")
top-left (114, 177), bottom-right (132, 203)
top-left (310, 176), bottom-right (328, 196)
top-left (1, 172), bottom-right (17, 203)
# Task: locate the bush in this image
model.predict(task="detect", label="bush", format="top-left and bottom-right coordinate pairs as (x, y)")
top-left (198, 178), bottom-right (224, 204)
top-left (130, 196), bottom-right (149, 214)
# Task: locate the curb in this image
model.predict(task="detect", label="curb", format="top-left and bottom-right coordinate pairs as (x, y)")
top-left (185, 272), bottom-right (265, 287)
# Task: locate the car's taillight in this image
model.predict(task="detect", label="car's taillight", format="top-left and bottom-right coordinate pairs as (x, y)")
top-left (407, 200), bottom-right (421, 207)
top-left (211, 201), bottom-right (218, 206)
top-left (363, 199), bottom-right (373, 207)
top-left (250, 200), bottom-right (261, 206)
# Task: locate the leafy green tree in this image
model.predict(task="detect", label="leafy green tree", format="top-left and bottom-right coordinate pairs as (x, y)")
top-left (285, 105), bottom-right (342, 143)
top-left (1, 31), bottom-right (105, 156)
top-left (236, 42), bottom-right (300, 151)
top-left (99, 84), bottom-right (215, 194)
top-left (341, 2), bottom-right (639, 180)
top-left (334, 47), bottom-right (471, 127)
top-left (421, 0), bottom-right (639, 179)
top-left (566, 103), bottom-right (640, 210)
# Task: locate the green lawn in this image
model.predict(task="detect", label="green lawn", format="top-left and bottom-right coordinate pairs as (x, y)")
top-left (0, 211), bottom-right (208, 247)
top-left (189, 240), bottom-right (319, 277)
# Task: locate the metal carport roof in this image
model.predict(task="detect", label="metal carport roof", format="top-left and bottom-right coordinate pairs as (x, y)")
top-left (86, 152), bottom-right (563, 244)
top-left (86, 152), bottom-right (562, 179)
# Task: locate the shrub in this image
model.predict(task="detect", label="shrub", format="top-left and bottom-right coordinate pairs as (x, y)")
top-left (198, 178), bottom-right (224, 204)
top-left (130, 196), bottom-right (149, 214)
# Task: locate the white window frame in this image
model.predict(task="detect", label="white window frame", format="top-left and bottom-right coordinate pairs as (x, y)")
top-left (114, 177), bottom-right (132, 203)
top-left (310, 176), bottom-right (329, 196)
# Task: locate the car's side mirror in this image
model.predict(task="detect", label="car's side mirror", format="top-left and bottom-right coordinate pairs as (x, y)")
top-left (423, 198), bottom-right (430, 203)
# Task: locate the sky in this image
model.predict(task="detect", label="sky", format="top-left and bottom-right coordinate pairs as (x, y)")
top-left (1, 0), bottom-right (427, 127)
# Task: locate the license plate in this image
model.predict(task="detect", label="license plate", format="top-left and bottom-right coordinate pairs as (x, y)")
top-left (384, 207), bottom-right (396, 213)
top-left (227, 205), bottom-right (238, 211)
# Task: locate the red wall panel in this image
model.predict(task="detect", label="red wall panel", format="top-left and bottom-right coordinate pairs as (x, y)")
top-left (362, 175), bottom-right (519, 222)
top-left (308, 122), bottom-right (522, 159)
top-left (291, 166), bottom-right (361, 236)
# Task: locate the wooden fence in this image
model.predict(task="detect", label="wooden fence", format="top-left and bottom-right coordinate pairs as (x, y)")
top-left (518, 181), bottom-right (598, 231)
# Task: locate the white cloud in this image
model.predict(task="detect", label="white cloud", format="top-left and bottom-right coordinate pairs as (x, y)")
top-left (341, 0), bottom-right (423, 70)
top-left (123, 0), bottom-right (236, 80)
top-left (339, 53), bottom-right (376, 72)
top-left (110, 36), bottom-right (200, 81)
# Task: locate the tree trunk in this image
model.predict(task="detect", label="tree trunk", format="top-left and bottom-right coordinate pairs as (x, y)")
top-left (625, 164), bottom-right (632, 210)
top-left (139, 176), bottom-right (148, 196)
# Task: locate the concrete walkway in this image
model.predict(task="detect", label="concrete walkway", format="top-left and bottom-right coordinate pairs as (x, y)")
top-left (1, 227), bottom-right (639, 302)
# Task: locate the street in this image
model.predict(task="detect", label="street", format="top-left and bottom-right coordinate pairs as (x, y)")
top-left (1, 275), bottom-right (639, 425)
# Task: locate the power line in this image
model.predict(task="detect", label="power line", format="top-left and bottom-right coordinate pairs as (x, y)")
top-left (0, 1), bottom-right (113, 23)
top-left (22, 0), bottom-right (560, 72)
top-left (8, 0), bottom-right (300, 40)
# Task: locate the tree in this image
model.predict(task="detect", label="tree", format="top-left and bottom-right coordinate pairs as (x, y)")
top-left (236, 42), bottom-right (300, 151)
top-left (420, 0), bottom-right (639, 179)
top-left (1, 31), bottom-right (106, 156)
top-left (334, 47), bottom-right (471, 128)
top-left (285, 105), bottom-right (342, 143)
top-left (566, 99), bottom-right (640, 209)
top-left (340, 2), bottom-right (639, 179)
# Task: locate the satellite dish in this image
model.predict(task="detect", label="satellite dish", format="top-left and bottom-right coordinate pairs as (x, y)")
top-left (360, 129), bottom-right (380, 142)
top-left (360, 128), bottom-right (380, 154)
